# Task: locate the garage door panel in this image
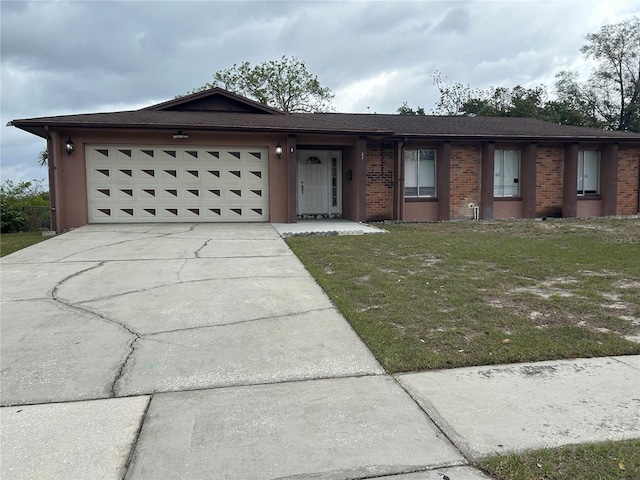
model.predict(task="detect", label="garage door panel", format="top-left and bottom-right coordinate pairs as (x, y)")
top-left (87, 145), bottom-right (269, 223)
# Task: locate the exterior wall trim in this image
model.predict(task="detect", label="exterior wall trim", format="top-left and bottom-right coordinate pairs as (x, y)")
top-left (437, 141), bottom-right (451, 221)
top-left (481, 142), bottom-right (495, 219)
top-left (601, 142), bottom-right (619, 216)
top-left (522, 142), bottom-right (537, 218)
top-left (563, 142), bottom-right (579, 217)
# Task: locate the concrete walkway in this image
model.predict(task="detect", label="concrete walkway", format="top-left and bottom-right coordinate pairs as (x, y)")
top-left (272, 218), bottom-right (388, 237)
top-left (1, 224), bottom-right (638, 479)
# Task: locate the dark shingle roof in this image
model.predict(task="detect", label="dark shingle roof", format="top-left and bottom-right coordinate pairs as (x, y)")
top-left (8, 111), bottom-right (391, 137)
top-left (312, 113), bottom-right (640, 140)
top-left (9, 88), bottom-right (640, 142)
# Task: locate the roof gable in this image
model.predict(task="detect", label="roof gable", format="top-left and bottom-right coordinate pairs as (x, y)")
top-left (142, 87), bottom-right (285, 115)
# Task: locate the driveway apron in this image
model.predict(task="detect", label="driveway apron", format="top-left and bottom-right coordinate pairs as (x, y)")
top-left (1, 224), bottom-right (469, 479)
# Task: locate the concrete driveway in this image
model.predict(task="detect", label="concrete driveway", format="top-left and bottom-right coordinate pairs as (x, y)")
top-left (0, 224), bottom-right (477, 480)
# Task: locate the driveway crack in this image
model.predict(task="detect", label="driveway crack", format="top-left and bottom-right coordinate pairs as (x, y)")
top-left (195, 239), bottom-right (212, 258)
top-left (144, 306), bottom-right (337, 336)
top-left (111, 336), bottom-right (141, 396)
top-left (51, 262), bottom-right (142, 397)
top-left (72, 275), bottom-right (309, 305)
top-left (54, 235), bottom-right (161, 262)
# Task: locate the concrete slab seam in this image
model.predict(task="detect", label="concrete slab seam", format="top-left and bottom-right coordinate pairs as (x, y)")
top-left (122, 394), bottom-right (154, 479)
top-left (146, 372), bottom-right (388, 398)
top-left (268, 460), bottom-right (469, 480)
top-left (392, 375), bottom-right (477, 464)
top-left (611, 355), bottom-right (640, 370)
top-left (351, 463), bottom-right (480, 480)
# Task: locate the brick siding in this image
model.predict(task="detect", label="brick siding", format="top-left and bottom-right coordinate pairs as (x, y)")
top-left (535, 145), bottom-right (564, 217)
top-left (450, 145), bottom-right (481, 219)
top-left (367, 141), bottom-right (637, 221)
top-left (617, 146), bottom-right (640, 215)
top-left (365, 141), bottom-right (395, 221)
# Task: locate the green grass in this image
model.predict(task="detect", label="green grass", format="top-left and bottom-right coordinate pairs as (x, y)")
top-left (477, 439), bottom-right (640, 480)
top-left (0, 231), bottom-right (50, 257)
top-left (286, 219), bottom-right (640, 373)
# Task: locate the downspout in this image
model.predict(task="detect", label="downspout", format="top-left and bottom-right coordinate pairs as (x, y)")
top-left (44, 126), bottom-right (58, 232)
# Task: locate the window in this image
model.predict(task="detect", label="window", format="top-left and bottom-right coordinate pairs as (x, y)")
top-left (494, 150), bottom-right (520, 197)
top-left (578, 150), bottom-right (600, 195)
top-left (405, 149), bottom-right (436, 197)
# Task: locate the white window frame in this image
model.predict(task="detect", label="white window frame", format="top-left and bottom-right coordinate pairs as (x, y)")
top-left (404, 149), bottom-right (437, 198)
top-left (494, 150), bottom-right (521, 197)
top-left (577, 150), bottom-right (600, 196)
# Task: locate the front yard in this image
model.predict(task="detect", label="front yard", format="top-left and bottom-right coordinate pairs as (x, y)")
top-left (286, 218), bottom-right (640, 373)
top-left (288, 218), bottom-right (640, 479)
top-left (0, 231), bottom-right (49, 257)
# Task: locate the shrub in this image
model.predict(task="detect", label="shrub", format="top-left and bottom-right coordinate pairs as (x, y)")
top-left (0, 179), bottom-right (50, 233)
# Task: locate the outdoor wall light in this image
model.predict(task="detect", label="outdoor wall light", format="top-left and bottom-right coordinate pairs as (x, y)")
top-left (275, 142), bottom-right (283, 158)
top-left (65, 138), bottom-right (75, 155)
top-left (172, 131), bottom-right (189, 139)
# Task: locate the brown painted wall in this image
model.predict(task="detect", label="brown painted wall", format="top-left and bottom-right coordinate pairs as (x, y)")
top-left (404, 201), bottom-right (438, 221)
top-left (365, 140), bottom-right (394, 221)
top-left (341, 145), bottom-right (359, 221)
top-left (494, 200), bottom-right (523, 219)
top-left (535, 145), bottom-right (564, 217)
top-left (49, 126), bottom-right (640, 231)
top-left (617, 145), bottom-right (640, 215)
top-left (450, 145), bottom-right (481, 219)
top-left (577, 199), bottom-right (603, 217)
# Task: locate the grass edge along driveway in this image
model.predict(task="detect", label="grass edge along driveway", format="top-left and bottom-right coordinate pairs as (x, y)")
top-left (0, 231), bottom-right (49, 257)
top-left (286, 219), bottom-right (640, 374)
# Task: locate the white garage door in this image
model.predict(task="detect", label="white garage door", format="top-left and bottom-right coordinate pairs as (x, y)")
top-left (86, 145), bottom-right (269, 223)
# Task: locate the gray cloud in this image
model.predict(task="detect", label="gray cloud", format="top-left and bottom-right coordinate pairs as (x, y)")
top-left (2, 0), bottom-right (638, 183)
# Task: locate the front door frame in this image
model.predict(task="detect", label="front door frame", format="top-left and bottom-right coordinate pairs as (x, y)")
top-left (296, 149), bottom-right (342, 217)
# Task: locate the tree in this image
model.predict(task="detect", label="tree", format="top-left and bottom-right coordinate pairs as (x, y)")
top-left (39, 150), bottom-right (48, 167)
top-left (396, 101), bottom-right (426, 115)
top-left (429, 77), bottom-right (550, 119)
top-left (190, 56), bottom-right (335, 113)
top-left (0, 179), bottom-right (49, 232)
top-left (415, 19), bottom-right (640, 132)
top-left (580, 17), bottom-right (640, 131)
top-left (431, 70), bottom-right (478, 115)
top-left (548, 70), bottom-right (604, 128)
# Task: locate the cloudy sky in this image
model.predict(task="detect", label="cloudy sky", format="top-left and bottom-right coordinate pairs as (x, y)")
top-left (1, 0), bottom-right (638, 184)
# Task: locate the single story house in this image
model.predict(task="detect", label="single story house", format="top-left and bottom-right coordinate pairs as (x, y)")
top-left (9, 88), bottom-right (640, 232)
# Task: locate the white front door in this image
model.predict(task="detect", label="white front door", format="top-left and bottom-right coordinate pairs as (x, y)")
top-left (297, 151), bottom-right (342, 216)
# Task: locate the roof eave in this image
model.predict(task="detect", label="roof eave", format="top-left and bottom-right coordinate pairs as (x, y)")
top-left (8, 120), bottom-right (389, 137)
top-left (392, 133), bottom-right (640, 143)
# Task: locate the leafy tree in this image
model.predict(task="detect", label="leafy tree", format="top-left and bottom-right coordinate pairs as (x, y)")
top-left (413, 19), bottom-right (640, 131)
top-left (431, 70), bottom-right (478, 115)
top-left (548, 70), bottom-right (605, 128)
top-left (396, 101), bottom-right (426, 115)
top-left (580, 17), bottom-right (640, 131)
top-left (39, 150), bottom-right (48, 167)
top-left (190, 56), bottom-right (335, 113)
top-left (0, 179), bottom-right (49, 232)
